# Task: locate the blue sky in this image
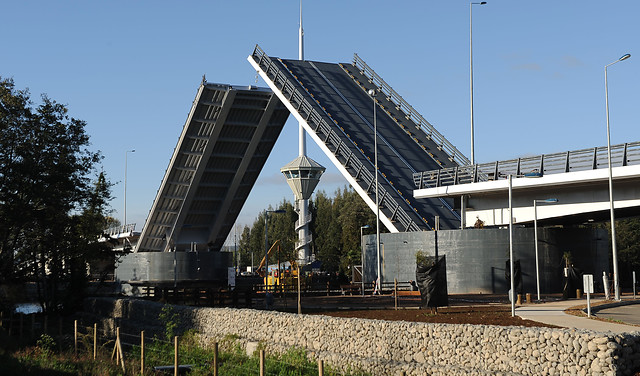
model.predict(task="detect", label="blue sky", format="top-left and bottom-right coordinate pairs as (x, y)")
top-left (2, 1), bottom-right (638, 243)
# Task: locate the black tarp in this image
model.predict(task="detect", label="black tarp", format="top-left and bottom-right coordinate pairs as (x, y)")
top-left (416, 255), bottom-right (448, 308)
top-left (562, 265), bottom-right (583, 299)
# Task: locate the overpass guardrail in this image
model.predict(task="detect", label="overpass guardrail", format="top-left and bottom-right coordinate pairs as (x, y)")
top-left (413, 141), bottom-right (640, 189)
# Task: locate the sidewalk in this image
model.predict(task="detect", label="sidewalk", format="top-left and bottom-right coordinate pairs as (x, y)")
top-left (516, 296), bottom-right (640, 333)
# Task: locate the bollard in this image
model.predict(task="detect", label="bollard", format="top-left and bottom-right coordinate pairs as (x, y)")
top-left (31, 314), bottom-right (35, 338)
top-left (213, 341), bottom-right (219, 376)
top-left (44, 315), bottom-right (48, 334)
top-left (526, 293), bottom-right (532, 304)
top-left (576, 289), bottom-right (582, 299)
top-left (259, 349), bottom-right (265, 376)
top-left (318, 359), bottom-right (324, 376)
top-left (516, 294), bottom-right (522, 305)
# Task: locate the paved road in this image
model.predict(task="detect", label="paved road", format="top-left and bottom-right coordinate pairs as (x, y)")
top-left (596, 302), bottom-right (640, 326)
top-left (516, 298), bottom-right (640, 333)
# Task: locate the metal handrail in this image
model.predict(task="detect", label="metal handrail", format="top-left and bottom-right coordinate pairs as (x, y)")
top-left (413, 141), bottom-right (640, 189)
top-left (252, 45), bottom-right (423, 232)
top-left (353, 53), bottom-right (470, 167)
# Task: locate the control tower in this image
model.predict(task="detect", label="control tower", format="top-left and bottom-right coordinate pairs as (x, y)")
top-left (281, 155), bottom-right (325, 264)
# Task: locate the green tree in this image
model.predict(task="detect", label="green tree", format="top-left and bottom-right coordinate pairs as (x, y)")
top-left (615, 218), bottom-right (640, 288)
top-left (0, 77), bottom-right (112, 313)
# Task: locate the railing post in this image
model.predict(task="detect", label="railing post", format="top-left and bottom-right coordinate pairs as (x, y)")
top-left (394, 278), bottom-right (398, 310)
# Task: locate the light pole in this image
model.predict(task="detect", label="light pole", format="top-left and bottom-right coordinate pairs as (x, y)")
top-left (124, 149), bottom-right (135, 231)
top-left (368, 88), bottom-right (382, 290)
top-left (360, 224), bottom-right (371, 296)
top-left (533, 198), bottom-right (558, 301)
top-left (508, 175), bottom-right (515, 317)
top-left (470, 1), bottom-right (486, 165)
top-left (605, 53), bottom-right (630, 301)
top-left (264, 209), bottom-right (286, 287)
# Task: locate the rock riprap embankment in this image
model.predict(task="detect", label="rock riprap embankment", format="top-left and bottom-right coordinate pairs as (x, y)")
top-left (83, 298), bottom-right (640, 376)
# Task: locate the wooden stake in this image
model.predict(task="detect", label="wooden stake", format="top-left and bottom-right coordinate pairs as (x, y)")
top-left (117, 327), bottom-right (125, 373)
top-left (44, 315), bottom-right (48, 334)
top-left (259, 349), bottom-right (265, 376)
top-left (93, 323), bottom-right (97, 360)
top-left (30, 314), bottom-right (35, 338)
top-left (318, 359), bottom-right (324, 376)
top-left (74, 320), bottom-right (78, 356)
top-left (174, 336), bottom-right (179, 376)
top-left (213, 341), bottom-right (218, 376)
top-left (19, 314), bottom-right (23, 342)
top-left (115, 327), bottom-right (121, 364)
top-left (141, 330), bottom-right (145, 375)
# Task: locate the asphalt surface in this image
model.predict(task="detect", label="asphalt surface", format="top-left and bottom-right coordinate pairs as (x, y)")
top-left (596, 303), bottom-right (640, 326)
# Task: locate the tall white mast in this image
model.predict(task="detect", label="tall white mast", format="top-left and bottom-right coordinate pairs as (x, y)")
top-left (298, 0), bottom-right (306, 156)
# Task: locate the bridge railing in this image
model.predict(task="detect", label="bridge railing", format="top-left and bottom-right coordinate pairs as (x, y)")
top-left (252, 45), bottom-right (422, 232)
top-left (352, 53), bottom-right (470, 167)
top-left (414, 141), bottom-right (640, 189)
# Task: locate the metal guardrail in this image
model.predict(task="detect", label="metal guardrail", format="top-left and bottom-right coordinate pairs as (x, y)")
top-left (413, 141), bottom-right (640, 189)
top-left (106, 223), bottom-right (136, 236)
top-left (251, 45), bottom-right (422, 232)
top-left (352, 53), bottom-right (470, 167)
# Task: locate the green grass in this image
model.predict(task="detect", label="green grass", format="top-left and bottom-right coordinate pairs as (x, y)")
top-left (3, 332), bottom-right (370, 376)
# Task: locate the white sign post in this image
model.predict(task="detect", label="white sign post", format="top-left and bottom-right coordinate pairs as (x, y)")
top-left (633, 271), bottom-right (636, 299)
top-left (583, 274), bottom-right (594, 317)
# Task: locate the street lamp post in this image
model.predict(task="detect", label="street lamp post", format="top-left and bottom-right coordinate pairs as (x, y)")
top-left (124, 149), bottom-right (135, 231)
top-left (508, 175), bottom-right (515, 317)
top-left (605, 53), bottom-right (630, 301)
top-left (360, 224), bottom-right (371, 296)
top-left (470, 1), bottom-right (486, 165)
top-left (533, 198), bottom-right (559, 301)
top-left (367, 89), bottom-right (382, 291)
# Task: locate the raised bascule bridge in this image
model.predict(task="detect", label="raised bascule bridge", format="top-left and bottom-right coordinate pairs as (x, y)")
top-left (116, 46), bottom-right (640, 294)
top-left (248, 45), bottom-right (466, 233)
